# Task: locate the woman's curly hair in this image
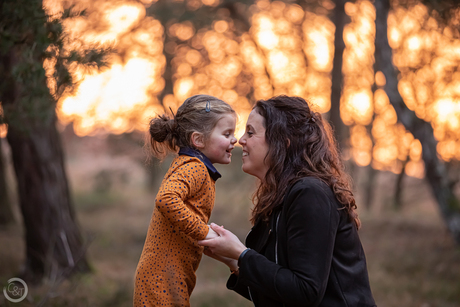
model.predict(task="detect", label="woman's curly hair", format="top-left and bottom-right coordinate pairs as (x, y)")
top-left (251, 95), bottom-right (360, 229)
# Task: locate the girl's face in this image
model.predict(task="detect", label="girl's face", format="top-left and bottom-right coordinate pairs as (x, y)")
top-left (239, 109), bottom-right (270, 181)
top-left (200, 113), bottom-right (237, 164)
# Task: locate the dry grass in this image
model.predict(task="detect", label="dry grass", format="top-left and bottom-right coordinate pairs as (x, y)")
top-left (1, 133), bottom-right (460, 306)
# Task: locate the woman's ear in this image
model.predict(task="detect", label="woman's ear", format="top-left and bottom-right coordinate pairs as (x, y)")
top-left (191, 132), bottom-right (205, 149)
top-left (287, 138), bottom-right (291, 148)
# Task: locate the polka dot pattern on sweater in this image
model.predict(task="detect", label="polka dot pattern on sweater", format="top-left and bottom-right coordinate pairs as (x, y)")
top-left (134, 156), bottom-right (216, 307)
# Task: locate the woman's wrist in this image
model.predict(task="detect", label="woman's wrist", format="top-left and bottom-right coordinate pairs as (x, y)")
top-left (237, 248), bottom-right (251, 266)
top-left (229, 248), bottom-right (251, 276)
top-left (234, 243), bottom-right (248, 260)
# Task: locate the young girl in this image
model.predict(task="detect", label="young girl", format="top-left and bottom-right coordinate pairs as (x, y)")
top-left (133, 95), bottom-right (237, 307)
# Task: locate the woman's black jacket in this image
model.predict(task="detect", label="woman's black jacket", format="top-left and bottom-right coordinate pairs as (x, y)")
top-left (227, 177), bottom-right (376, 307)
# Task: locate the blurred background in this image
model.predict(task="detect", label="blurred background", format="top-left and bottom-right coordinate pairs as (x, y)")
top-left (1, 0), bottom-right (460, 306)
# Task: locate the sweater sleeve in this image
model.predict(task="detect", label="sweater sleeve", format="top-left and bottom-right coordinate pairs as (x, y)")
top-left (235, 181), bottom-right (340, 307)
top-left (155, 160), bottom-right (210, 241)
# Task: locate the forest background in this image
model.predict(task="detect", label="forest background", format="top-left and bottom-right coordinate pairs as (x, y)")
top-left (1, 0), bottom-right (460, 306)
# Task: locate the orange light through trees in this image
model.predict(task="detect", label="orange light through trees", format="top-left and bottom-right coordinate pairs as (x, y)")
top-left (33, 0), bottom-right (460, 178)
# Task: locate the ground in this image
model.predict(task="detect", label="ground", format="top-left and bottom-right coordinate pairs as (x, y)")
top-left (0, 131), bottom-right (459, 306)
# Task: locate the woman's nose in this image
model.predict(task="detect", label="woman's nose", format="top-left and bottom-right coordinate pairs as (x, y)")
top-left (239, 137), bottom-right (246, 145)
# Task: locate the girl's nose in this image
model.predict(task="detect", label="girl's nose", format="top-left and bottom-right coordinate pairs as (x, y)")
top-left (231, 136), bottom-right (237, 144)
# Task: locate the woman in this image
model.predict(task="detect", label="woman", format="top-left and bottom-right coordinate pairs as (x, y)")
top-left (198, 96), bottom-right (376, 306)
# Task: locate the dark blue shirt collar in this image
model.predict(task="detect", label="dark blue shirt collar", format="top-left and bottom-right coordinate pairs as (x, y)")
top-left (178, 147), bottom-right (221, 181)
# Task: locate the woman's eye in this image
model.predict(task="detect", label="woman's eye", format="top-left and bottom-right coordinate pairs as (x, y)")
top-left (247, 131), bottom-right (253, 136)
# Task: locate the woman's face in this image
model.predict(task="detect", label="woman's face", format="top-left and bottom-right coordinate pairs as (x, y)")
top-left (239, 109), bottom-right (270, 180)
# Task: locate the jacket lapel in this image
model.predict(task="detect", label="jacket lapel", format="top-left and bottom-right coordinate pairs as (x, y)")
top-left (245, 219), bottom-right (271, 253)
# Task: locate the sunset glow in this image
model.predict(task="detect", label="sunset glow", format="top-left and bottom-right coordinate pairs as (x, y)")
top-left (34, 0), bottom-right (460, 176)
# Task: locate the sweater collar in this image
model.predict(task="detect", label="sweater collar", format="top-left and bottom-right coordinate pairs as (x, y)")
top-left (178, 147), bottom-right (221, 181)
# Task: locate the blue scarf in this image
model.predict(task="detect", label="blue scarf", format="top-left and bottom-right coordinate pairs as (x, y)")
top-left (178, 147), bottom-right (221, 181)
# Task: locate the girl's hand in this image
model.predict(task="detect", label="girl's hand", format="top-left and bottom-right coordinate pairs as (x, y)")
top-left (205, 226), bottom-right (219, 239)
top-left (198, 223), bottom-right (247, 260)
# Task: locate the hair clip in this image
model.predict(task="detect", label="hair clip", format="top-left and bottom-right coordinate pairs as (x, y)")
top-left (310, 117), bottom-right (316, 123)
top-left (205, 100), bottom-right (211, 113)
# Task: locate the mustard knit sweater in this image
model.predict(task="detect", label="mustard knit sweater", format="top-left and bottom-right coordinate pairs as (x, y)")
top-left (134, 155), bottom-right (216, 307)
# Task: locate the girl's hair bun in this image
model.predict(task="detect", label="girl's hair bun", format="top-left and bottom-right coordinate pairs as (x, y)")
top-left (149, 115), bottom-right (176, 144)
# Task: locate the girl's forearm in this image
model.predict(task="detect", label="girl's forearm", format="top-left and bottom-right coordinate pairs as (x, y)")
top-left (205, 226), bottom-right (219, 239)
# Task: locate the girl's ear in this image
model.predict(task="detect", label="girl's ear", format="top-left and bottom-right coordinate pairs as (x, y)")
top-left (191, 132), bottom-right (205, 149)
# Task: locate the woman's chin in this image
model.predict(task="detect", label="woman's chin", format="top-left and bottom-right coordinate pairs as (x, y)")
top-left (241, 165), bottom-right (254, 176)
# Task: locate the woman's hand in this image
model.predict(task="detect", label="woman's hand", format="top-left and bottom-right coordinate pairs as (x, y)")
top-left (198, 223), bottom-right (247, 260)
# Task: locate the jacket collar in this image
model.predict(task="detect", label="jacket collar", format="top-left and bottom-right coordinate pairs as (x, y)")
top-left (246, 211), bottom-right (281, 253)
top-left (178, 147), bottom-right (221, 181)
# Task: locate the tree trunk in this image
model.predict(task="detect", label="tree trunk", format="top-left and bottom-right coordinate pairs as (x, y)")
top-left (1, 41), bottom-right (90, 282)
top-left (394, 160), bottom-right (407, 211)
top-left (374, 0), bottom-right (460, 243)
top-left (6, 119), bottom-right (90, 283)
top-left (363, 164), bottom-right (377, 210)
top-left (0, 137), bottom-right (15, 225)
top-left (329, 0), bottom-right (349, 151)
